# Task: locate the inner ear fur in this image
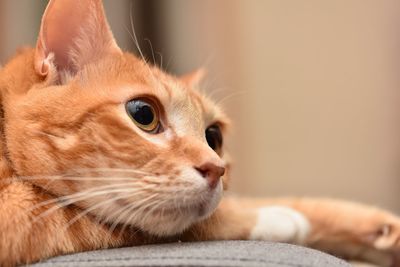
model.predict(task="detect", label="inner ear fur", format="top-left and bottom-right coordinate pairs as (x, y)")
top-left (34, 0), bottom-right (121, 81)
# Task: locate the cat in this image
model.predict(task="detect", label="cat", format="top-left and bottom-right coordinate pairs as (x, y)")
top-left (0, 0), bottom-right (399, 266)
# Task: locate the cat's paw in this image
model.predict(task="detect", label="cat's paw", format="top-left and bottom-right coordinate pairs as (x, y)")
top-left (360, 214), bottom-right (400, 267)
top-left (368, 222), bottom-right (400, 251)
top-left (249, 206), bottom-right (310, 244)
top-left (338, 210), bottom-right (400, 267)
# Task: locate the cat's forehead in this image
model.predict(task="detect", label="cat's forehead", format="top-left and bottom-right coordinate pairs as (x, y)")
top-left (85, 53), bottom-right (228, 137)
top-left (107, 55), bottom-right (228, 137)
top-left (143, 69), bottom-right (225, 137)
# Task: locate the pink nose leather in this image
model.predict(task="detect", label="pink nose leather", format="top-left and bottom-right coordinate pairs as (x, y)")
top-left (195, 162), bottom-right (225, 189)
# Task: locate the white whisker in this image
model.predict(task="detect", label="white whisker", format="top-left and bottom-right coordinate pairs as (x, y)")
top-left (156, 52), bottom-right (163, 69)
top-left (216, 91), bottom-right (247, 106)
top-left (30, 183), bottom-right (143, 222)
top-left (165, 55), bottom-right (173, 71)
top-left (106, 193), bottom-right (160, 242)
top-left (144, 38), bottom-right (156, 66)
top-left (127, 5), bottom-right (162, 92)
top-left (60, 190), bottom-right (146, 233)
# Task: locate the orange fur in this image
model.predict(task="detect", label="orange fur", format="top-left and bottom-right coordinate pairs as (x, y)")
top-left (0, 1), bottom-right (400, 266)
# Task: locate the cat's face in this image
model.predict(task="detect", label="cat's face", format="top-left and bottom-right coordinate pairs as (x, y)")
top-left (2, 0), bottom-right (229, 236)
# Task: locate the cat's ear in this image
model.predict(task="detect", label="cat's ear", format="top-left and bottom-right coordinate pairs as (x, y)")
top-left (180, 68), bottom-right (206, 88)
top-left (34, 0), bottom-right (121, 79)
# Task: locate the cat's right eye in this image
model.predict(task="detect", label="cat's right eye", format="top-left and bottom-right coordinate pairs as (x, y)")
top-left (126, 99), bottom-right (161, 133)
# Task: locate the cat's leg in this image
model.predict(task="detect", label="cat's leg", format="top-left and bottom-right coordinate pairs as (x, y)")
top-left (183, 197), bottom-right (309, 244)
top-left (184, 197), bottom-right (400, 267)
top-left (262, 197), bottom-right (400, 266)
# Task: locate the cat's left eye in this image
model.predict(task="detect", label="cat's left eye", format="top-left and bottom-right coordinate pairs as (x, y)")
top-left (205, 124), bottom-right (223, 152)
top-left (126, 99), bottom-right (161, 133)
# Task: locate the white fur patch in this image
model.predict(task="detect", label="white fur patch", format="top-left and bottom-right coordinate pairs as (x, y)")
top-left (250, 206), bottom-right (310, 244)
top-left (50, 133), bottom-right (78, 150)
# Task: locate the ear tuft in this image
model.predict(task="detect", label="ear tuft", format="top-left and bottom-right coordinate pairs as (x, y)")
top-left (34, 0), bottom-right (121, 80)
top-left (180, 68), bottom-right (206, 88)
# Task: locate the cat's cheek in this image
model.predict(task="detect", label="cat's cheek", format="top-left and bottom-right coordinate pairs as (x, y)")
top-left (249, 206), bottom-right (311, 245)
top-left (198, 180), bottom-right (224, 220)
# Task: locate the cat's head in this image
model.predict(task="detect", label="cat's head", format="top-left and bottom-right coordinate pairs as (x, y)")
top-left (0, 0), bottom-right (230, 236)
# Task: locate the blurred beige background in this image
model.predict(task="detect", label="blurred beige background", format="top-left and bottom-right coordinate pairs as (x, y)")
top-left (1, 1), bottom-right (400, 212)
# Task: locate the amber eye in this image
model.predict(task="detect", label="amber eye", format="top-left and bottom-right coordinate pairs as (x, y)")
top-left (126, 99), bottom-right (160, 133)
top-left (205, 124), bottom-right (223, 151)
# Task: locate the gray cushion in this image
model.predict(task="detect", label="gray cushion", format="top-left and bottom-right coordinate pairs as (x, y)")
top-left (31, 241), bottom-right (350, 267)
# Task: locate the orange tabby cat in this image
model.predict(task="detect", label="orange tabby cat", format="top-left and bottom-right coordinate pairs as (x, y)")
top-left (0, 0), bottom-right (399, 266)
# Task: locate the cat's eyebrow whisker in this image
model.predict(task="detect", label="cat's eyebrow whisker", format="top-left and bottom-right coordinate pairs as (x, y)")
top-left (216, 90), bottom-right (248, 106)
top-left (128, 4), bottom-right (145, 61)
top-left (144, 38), bottom-right (156, 66)
top-left (125, 25), bottom-right (159, 89)
top-left (156, 52), bottom-right (163, 70)
top-left (201, 52), bottom-right (216, 72)
top-left (205, 87), bottom-right (230, 102)
top-left (127, 5), bottom-right (163, 91)
top-left (165, 55), bottom-right (173, 71)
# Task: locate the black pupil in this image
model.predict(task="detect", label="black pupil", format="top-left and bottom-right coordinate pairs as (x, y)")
top-left (206, 125), bottom-right (222, 151)
top-left (127, 100), bottom-right (154, 125)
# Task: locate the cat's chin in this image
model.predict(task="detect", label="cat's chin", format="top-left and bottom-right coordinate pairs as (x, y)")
top-left (139, 181), bottom-right (223, 237)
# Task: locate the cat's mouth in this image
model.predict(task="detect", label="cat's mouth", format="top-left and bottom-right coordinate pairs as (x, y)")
top-left (172, 183), bottom-right (223, 218)
top-left (107, 181), bottom-right (223, 236)
top-left (114, 191), bottom-right (217, 219)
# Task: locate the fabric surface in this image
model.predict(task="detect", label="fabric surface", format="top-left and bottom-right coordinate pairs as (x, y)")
top-left (31, 241), bottom-right (350, 267)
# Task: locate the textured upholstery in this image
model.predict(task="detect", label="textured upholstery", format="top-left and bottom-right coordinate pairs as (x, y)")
top-left (31, 241), bottom-right (350, 267)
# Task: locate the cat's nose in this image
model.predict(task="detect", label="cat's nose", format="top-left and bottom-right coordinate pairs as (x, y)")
top-left (195, 162), bottom-right (225, 189)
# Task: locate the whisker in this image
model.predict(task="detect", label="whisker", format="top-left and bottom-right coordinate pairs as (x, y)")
top-left (139, 197), bottom-right (169, 227)
top-left (32, 187), bottom-right (145, 224)
top-left (128, 5), bottom-right (145, 62)
top-left (60, 190), bottom-right (147, 233)
top-left (127, 5), bottom-right (162, 90)
top-left (216, 90), bottom-right (247, 106)
top-left (105, 194), bottom-right (160, 242)
top-left (165, 55), bottom-right (173, 71)
top-left (100, 192), bottom-right (158, 230)
top-left (120, 196), bottom-right (169, 242)
top-left (2, 171), bottom-right (155, 184)
top-left (73, 167), bottom-right (152, 175)
top-left (28, 183), bottom-right (140, 221)
top-left (156, 52), bottom-right (163, 70)
top-left (144, 38), bottom-right (156, 66)
top-left (205, 87), bottom-right (230, 102)
top-left (12, 176), bottom-right (142, 182)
